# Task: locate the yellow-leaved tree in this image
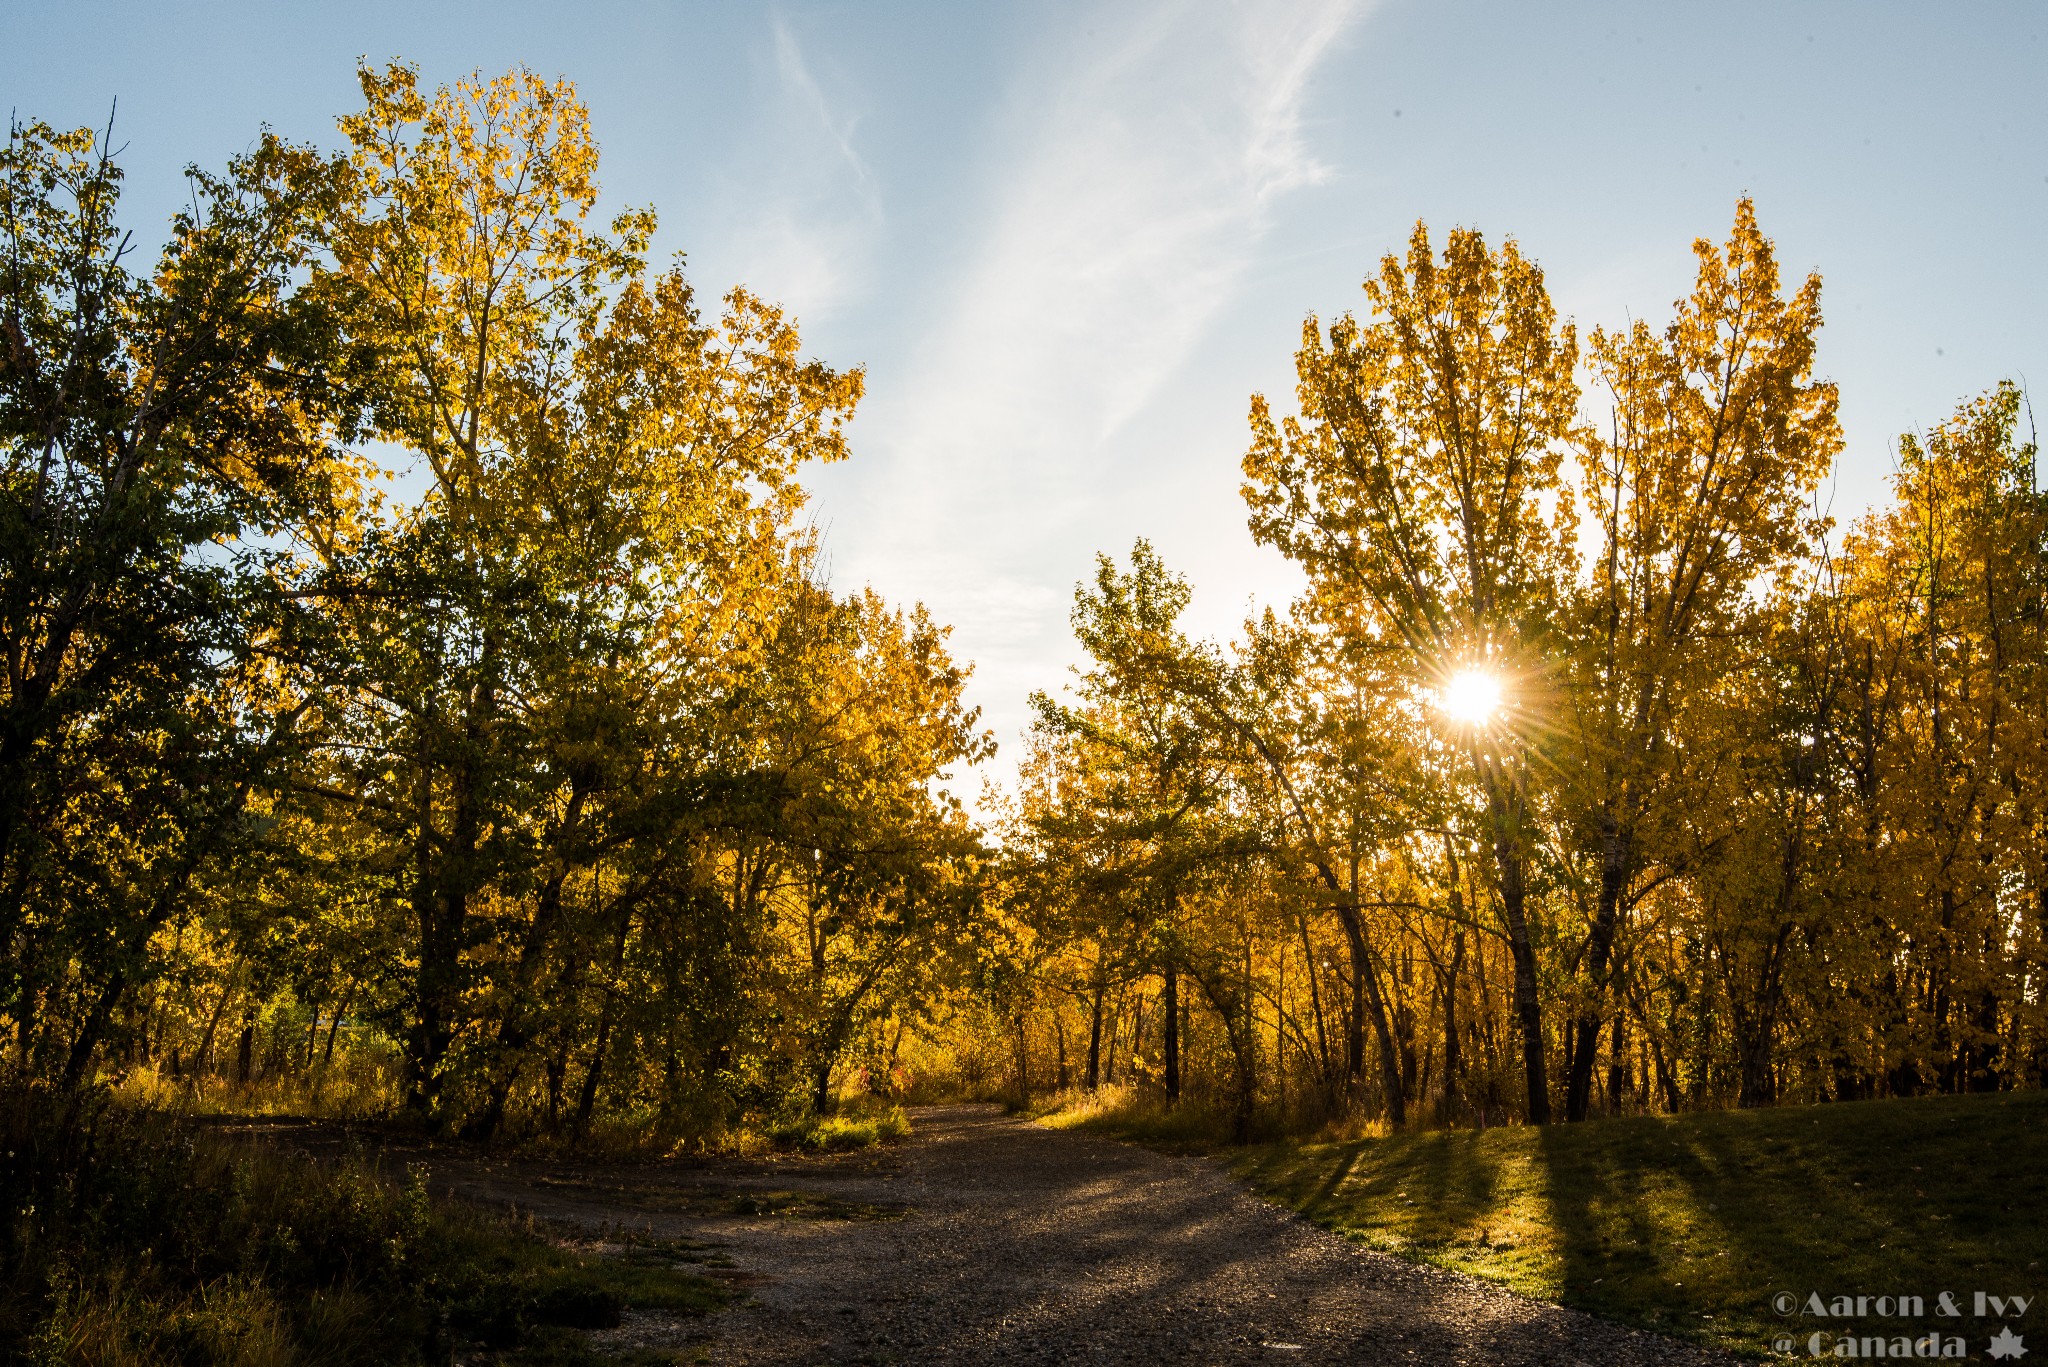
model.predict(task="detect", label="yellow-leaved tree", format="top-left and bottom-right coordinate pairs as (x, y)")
top-left (1244, 223), bottom-right (1581, 1122)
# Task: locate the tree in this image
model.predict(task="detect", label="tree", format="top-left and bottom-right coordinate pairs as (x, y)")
top-left (1556, 199), bottom-right (1840, 1119)
top-left (1030, 543), bottom-right (1235, 1106)
top-left (0, 116), bottom-right (362, 1082)
top-left (1244, 223), bottom-right (1580, 1122)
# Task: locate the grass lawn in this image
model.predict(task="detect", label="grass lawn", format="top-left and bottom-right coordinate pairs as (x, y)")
top-left (1231, 1090), bottom-right (2048, 1360)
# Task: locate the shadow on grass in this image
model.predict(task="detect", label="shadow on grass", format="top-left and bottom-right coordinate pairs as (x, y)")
top-left (1241, 1090), bottom-right (2048, 1361)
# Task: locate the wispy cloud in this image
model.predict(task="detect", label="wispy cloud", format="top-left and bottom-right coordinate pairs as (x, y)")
top-left (904, 1), bottom-right (1356, 473)
top-left (844, 0), bottom-right (1364, 765)
top-left (771, 16), bottom-right (871, 195)
top-left (715, 14), bottom-right (881, 322)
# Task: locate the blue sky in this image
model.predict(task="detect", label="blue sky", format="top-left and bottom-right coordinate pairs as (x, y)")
top-left (8, 1), bottom-right (2044, 782)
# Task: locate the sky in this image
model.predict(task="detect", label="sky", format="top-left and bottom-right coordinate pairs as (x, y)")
top-left (7, 0), bottom-right (2044, 794)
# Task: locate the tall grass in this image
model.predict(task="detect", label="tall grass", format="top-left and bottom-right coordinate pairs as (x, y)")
top-left (1028, 1084), bottom-right (1248, 1147)
top-left (1025, 1083), bottom-right (1386, 1149)
top-left (114, 1051), bottom-right (402, 1121)
top-left (0, 1088), bottom-right (722, 1365)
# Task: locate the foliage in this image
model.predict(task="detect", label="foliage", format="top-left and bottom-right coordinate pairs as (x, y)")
top-left (1006, 201), bottom-right (2048, 1143)
top-left (4, 56), bottom-right (2047, 1361)
top-left (1, 64), bottom-right (989, 1148)
top-left (764, 1101), bottom-right (911, 1152)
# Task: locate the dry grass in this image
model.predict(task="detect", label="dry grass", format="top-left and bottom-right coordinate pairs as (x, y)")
top-left (0, 1088), bottom-right (726, 1365)
top-left (112, 1052), bottom-right (402, 1122)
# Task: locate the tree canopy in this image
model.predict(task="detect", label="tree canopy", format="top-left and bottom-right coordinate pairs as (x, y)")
top-left (4, 71), bottom-right (2042, 1143)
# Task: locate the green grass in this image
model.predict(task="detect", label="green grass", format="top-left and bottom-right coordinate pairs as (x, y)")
top-left (0, 1089), bottom-right (728, 1365)
top-left (764, 1103), bottom-right (911, 1152)
top-left (1232, 1089), bottom-right (2048, 1359)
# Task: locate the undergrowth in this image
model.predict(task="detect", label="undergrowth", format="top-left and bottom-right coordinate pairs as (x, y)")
top-left (1026, 1085), bottom-right (1245, 1147)
top-left (763, 1101), bottom-right (911, 1153)
top-left (110, 1061), bottom-right (913, 1162)
top-left (113, 1052), bottom-right (402, 1122)
top-left (0, 1088), bottom-right (726, 1365)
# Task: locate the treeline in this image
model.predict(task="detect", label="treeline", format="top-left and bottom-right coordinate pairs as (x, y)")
top-left (7, 63), bottom-right (2040, 1147)
top-left (0, 66), bottom-right (987, 1138)
top-left (1003, 205), bottom-right (2046, 1137)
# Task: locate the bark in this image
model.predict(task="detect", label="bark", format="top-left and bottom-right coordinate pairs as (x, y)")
top-left (322, 988), bottom-right (349, 1065)
top-left (1487, 778), bottom-right (1550, 1124)
top-left (1333, 904), bottom-right (1407, 1127)
top-left (1085, 973), bottom-right (1105, 1090)
top-left (193, 980), bottom-right (234, 1078)
top-left (1606, 1012), bottom-right (1630, 1112)
top-left (1566, 818), bottom-right (1633, 1121)
top-left (1297, 915), bottom-right (1334, 1106)
top-left (1439, 927), bottom-right (1464, 1124)
top-left (1012, 1010), bottom-right (1031, 1108)
top-left (1195, 971), bottom-right (1258, 1144)
top-left (571, 907), bottom-right (634, 1138)
top-left (812, 1055), bottom-right (835, 1115)
top-left (1161, 965), bottom-right (1180, 1102)
top-left (466, 783), bottom-right (590, 1139)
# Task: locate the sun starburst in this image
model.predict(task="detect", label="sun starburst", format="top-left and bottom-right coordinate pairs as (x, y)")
top-left (1438, 670), bottom-right (1504, 726)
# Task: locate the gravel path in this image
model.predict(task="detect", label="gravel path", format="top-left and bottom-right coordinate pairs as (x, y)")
top-left (418, 1104), bottom-right (1734, 1366)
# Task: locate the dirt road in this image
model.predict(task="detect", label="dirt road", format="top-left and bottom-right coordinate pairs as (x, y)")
top-left (390, 1104), bottom-right (1732, 1366)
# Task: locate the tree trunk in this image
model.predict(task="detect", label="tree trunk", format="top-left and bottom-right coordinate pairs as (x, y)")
top-left (1333, 904), bottom-right (1407, 1127)
top-left (194, 979), bottom-right (235, 1078)
top-left (1298, 915), bottom-right (1334, 1106)
top-left (1488, 780), bottom-right (1550, 1124)
top-left (1566, 818), bottom-right (1632, 1121)
top-left (1606, 1011), bottom-right (1630, 1112)
top-left (322, 989), bottom-right (349, 1065)
top-left (573, 1001), bottom-right (614, 1138)
top-left (1162, 966), bottom-right (1180, 1102)
top-left (812, 1056), bottom-right (835, 1115)
top-left (467, 785), bottom-right (589, 1139)
top-left (545, 1033), bottom-right (568, 1130)
top-left (1013, 1010), bottom-right (1031, 1108)
top-left (1440, 927), bottom-right (1464, 1124)
top-left (1085, 974), bottom-right (1105, 1090)
top-left (571, 908), bottom-right (634, 1139)
top-left (404, 728), bottom-right (447, 1115)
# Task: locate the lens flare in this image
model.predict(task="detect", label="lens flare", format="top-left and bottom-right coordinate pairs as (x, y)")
top-left (1439, 670), bottom-right (1503, 725)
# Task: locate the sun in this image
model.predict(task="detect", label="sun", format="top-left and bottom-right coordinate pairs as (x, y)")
top-left (1438, 670), bottom-right (1504, 726)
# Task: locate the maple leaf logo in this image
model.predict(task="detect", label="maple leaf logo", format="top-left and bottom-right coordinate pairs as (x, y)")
top-left (1987, 1326), bottom-right (2029, 1361)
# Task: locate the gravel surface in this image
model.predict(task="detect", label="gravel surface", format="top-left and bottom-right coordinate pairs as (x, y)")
top-left (407, 1104), bottom-right (1738, 1366)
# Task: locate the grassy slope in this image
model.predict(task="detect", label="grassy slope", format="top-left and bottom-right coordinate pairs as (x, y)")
top-left (1230, 1090), bottom-right (2048, 1359)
